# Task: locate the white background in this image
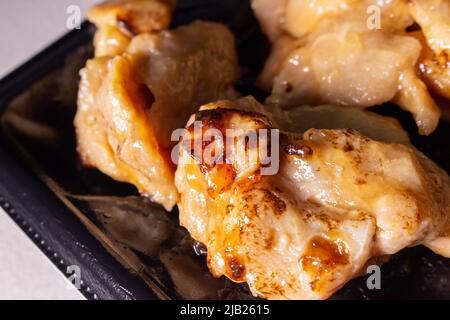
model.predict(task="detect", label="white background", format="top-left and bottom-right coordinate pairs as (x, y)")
top-left (0, 0), bottom-right (101, 300)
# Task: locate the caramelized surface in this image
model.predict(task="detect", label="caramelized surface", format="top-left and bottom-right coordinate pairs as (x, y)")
top-left (175, 97), bottom-right (450, 299)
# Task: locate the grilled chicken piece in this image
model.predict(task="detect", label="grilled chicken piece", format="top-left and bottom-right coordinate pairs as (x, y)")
top-left (75, 2), bottom-right (240, 210)
top-left (252, 0), bottom-right (448, 135)
top-left (175, 96), bottom-right (450, 299)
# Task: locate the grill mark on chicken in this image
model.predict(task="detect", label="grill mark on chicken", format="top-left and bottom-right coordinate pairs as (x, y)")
top-left (185, 108), bottom-right (274, 187)
top-left (343, 143), bottom-right (354, 152)
top-left (264, 229), bottom-right (276, 250)
top-left (226, 255), bottom-right (246, 281)
top-left (261, 189), bottom-right (286, 216)
top-left (187, 108), bottom-right (269, 167)
top-left (300, 236), bottom-right (350, 292)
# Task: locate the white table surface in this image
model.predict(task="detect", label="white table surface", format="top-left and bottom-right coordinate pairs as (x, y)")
top-left (0, 0), bottom-right (102, 300)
